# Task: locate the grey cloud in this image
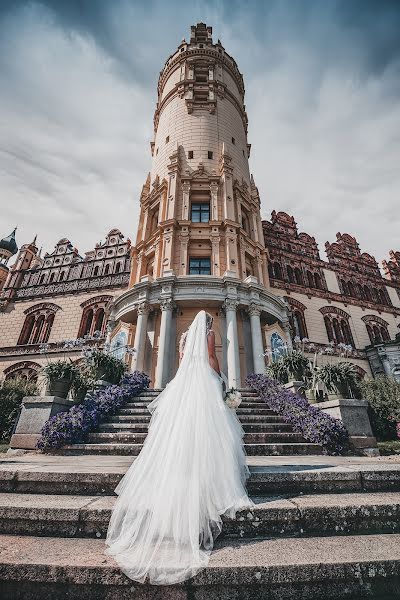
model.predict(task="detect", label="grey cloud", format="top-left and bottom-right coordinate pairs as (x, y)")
top-left (0, 0), bottom-right (399, 264)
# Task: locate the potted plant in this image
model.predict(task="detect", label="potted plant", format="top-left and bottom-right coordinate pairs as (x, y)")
top-left (70, 368), bottom-right (95, 402)
top-left (84, 348), bottom-right (126, 385)
top-left (317, 362), bottom-right (357, 399)
top-left (266, 360), bottom-right (288, 384)
top-left (42, 360), bottom-right (77, 399)
top-left (282, 351), bottom-right (309, 382)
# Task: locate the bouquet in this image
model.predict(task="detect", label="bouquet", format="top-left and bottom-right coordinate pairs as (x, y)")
top-left (224, 387), bottom-right (242, 409)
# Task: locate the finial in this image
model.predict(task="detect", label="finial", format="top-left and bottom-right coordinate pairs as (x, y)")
top-left (32, 234), bottom-right (37, 245)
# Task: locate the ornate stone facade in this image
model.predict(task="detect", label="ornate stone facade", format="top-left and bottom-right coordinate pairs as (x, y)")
top-left (0, 230), bottom-right (131, 382)
top-left (263, 210), bottom-right (400, 377)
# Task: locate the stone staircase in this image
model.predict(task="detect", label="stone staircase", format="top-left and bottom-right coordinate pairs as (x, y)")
top-left (0, 455), bottom-right (400, 598)
top-left (61, 388), bottom-right (324, 456)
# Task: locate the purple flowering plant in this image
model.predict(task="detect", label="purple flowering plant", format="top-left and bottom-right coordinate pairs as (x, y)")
top-left (246, 373), bottom-right (350, 455)
top-left (37, 371), bottom-right (150, 451)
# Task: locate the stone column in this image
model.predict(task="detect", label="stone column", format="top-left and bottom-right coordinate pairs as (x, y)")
top-left (155, 299), bottom-right (175, 388)
top-left (224, 299), bottom-right (241, 388)
top-left (248, 303), bottom-right (265, 374)
top-left (131, 302), bottom-right (150, 372)
top-left (181, 181), bottom-right (191, 220)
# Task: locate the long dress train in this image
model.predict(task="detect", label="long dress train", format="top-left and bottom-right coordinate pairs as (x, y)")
top-left (105, 310), bottom-right (253, 585)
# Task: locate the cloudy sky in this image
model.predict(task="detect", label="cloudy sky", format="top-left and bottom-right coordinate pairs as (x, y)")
top-left (0, 0), bottom-right (399, 265)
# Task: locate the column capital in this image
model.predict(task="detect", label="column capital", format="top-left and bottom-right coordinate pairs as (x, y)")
top-left (137, 301), bottom-right (151, 316)
top-left (247, 303), bottom-right (262, 317)
top-left (160, 298), bottom-right (176, 312)
top-left (223, 298), bottom-right (239, 312)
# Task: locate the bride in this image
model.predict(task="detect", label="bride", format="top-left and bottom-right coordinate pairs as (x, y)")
top-left (105, 310), bottom-right (253, 585)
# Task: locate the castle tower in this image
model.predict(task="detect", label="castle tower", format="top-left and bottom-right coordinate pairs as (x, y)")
top-left (0, 228), bottom-right (18, 291)
top-left (111, 23), bottom-right (289, 387)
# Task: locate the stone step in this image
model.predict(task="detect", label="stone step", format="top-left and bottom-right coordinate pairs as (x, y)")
top-left (109, 415), bottom-right (151, 423)
top-left (88, 431), bottom-right (306, 444)
top-left (122, 400), bottom-right (268, 409)
top-left (1, 491), bottom-right (400, 539)
top-left (60, 442), bottom-right (323, 456)
top-left (2, 462), bottom-right (399, 497)
top-left (1, 533), bottom-right (399, 599)
top-left (108, 413), bottom-right (285, 424)
top-left (97, 422), bottom-right (293, 433)
top-left (236, 408), bottom-right (276, 415)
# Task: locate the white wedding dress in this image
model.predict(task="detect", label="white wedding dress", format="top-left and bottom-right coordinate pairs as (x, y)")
top-left (105, 310), bottom-right (253, 585)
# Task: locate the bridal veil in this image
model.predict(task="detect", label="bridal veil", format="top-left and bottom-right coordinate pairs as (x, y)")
top-left (105, 309), bottom-right (252, 585)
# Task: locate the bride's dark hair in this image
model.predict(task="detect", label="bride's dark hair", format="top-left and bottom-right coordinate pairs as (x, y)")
top-left (205, 312), bottom-right (213, 334)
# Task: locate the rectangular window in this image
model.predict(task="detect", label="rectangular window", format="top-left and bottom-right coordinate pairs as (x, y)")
top-left (189, 257), bottom-right (211, 275)
top-left (191, 203), bottom-right (210, 223)
top-left (208, 151), bottom-right (213, 159)
top-left (188, 150), bottom-right (193, 159)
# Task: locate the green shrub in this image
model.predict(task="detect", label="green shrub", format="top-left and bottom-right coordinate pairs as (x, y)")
top-left (360, 376), bottom-right (400, 440)
top-left (0, 377), bottom-right (38, 442)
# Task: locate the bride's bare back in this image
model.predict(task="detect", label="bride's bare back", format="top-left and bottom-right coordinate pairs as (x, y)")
top-left (207, 330), bottom-right (221, 375)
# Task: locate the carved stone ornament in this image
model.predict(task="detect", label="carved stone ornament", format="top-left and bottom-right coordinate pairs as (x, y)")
top-left (160, 298), bottom-right (176, 311)
top-left (247, 303), bottom-right (261, 317)
top-left (137, 301), bottom-right (151, 316)
top-left (223, 298), bottom-right (239, 312)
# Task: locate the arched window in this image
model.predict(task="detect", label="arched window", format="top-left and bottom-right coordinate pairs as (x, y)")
top-left (4, 361), bottom-right (41, 382)
top-left (292, 310), bottom-right (307, 339)
top-left (379, 289), bottom-right (388, 305)
top-left (294, 267), bottom-right (303, 285)
top-left (321, 307), bottom-right (355, 347)
top-left (270, 332), bottom-right (286, 361)
top-left (115, 262), bottom-right (122, 274)
top-left (324, 316), bottom-right (334, 342)
top-left (110, 331), bottom-right (128, 361)
top-left (287, 266), bottom-right (295, 283)
top-left (49, 271), bottom-right (57, 283)
top-left (364, 286), bottom-right (372, 301)
top-left (363, 316), bottom-right (390, 345)
top-left (268, 263), bottom-right (274, 279)
top-left (59, 271), bottom-right (67, 282)
top-left (18, 304), bottom-right (60, 345)
top-left (356, 283), bottom-right (364, 299)
top-left (307, 271), bottom-right (314, 288)
top-left (104, 263), bottom-right (112, 276)
top-left (341, 279), bottom-right (348, 295)
top-left (314, 272), bottom-right (322, 290)
top-left (79, 308), bottom-right (94, 337)
top-left (39, 273), bottom-right (47, 285)
top-left (93, 265), bottom-right (101, 277)
top-left (341, 320), bottom-right (354, 346)
top-left (78, 296), bottom-right (112, 338)
top-left (285, 297), bottom-right (308, 341)
top-left (347, 281), bottom-right (355, 297)
top-left (273, 262), bottom-right (282, 280)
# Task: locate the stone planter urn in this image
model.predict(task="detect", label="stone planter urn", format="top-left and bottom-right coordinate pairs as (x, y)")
top-left (46, 378), bottom-right (71, 399)
top-left (305, 389), bottom-right (318, 404)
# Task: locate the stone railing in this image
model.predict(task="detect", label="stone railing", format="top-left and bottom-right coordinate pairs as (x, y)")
top-left (0, 337), bottom-right (105, 358)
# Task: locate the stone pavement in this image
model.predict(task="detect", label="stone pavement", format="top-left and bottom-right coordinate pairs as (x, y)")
top-left (1, 452), bottom-right (400, 598)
